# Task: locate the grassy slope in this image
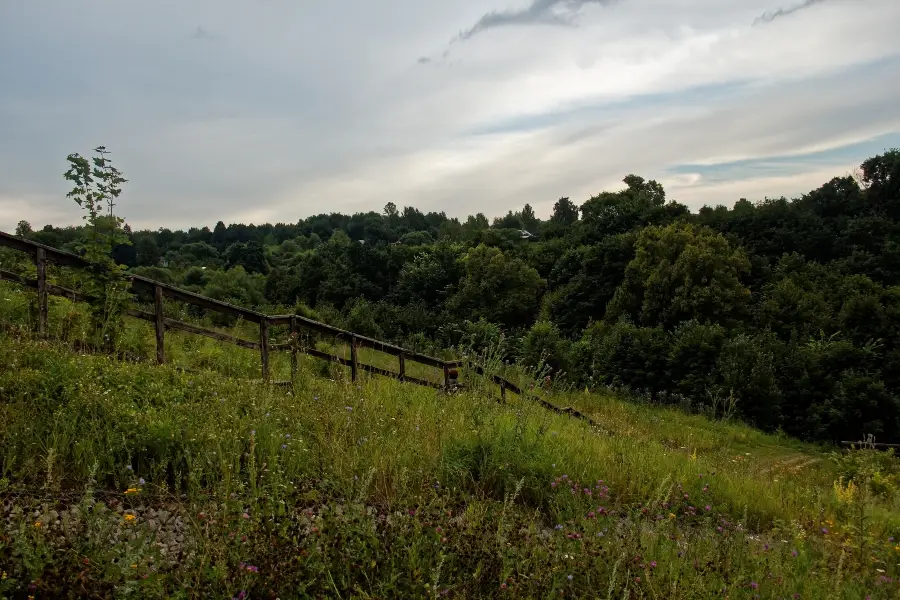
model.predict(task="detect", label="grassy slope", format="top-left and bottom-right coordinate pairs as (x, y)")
top-left (1, 283), bottom-right (900, 599)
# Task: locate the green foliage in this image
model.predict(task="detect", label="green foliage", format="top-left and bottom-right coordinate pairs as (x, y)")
top-left (1, 316), bottom-right (899, 598)
top-left (17, 148), bottom-right (900, 445)
top-left (607, 222), bottom-right (751, 329)
top-left (64, 146), bottom-right (132, 347)
top-left (450, 244), bottom-right (545, 329)
top-left (580, 320), bottom-right (671, 399)
top-left (520, 320), bottom-right (568, 375)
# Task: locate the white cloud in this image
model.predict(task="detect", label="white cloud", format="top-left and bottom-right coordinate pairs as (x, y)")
top-left (0, 0), bottom-right (898, 230)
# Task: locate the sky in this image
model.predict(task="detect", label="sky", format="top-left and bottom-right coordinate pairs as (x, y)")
top-left (1, 0), bottom-right (899, 232)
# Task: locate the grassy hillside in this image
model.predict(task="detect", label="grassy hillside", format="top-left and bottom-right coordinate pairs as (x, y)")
top-left (2, 283), bottom-right (900, 598)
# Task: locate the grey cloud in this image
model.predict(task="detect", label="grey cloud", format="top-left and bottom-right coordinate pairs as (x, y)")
top-left (753, 0), bottom-right (829, 25)
top-left (455, 0), bottom-right (618, 42)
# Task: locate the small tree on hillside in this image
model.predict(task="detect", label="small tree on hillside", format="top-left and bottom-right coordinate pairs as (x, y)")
top-left (64, 146), bottom-right (131, 348)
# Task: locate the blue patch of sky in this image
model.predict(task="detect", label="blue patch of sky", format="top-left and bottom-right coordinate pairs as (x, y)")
top-left (667, 132), bottom-right (900, 184)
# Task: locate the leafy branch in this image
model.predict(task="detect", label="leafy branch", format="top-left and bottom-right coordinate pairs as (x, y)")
top-left (64, 146), bottom-right (132, 348)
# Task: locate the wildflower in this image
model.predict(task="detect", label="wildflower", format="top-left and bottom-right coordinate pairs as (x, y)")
top-left (126, 465), bottom-right (133, 471)
top-left (345, 406), bottom-right (353, 412)
top-left (33, 521), bottom-right (41, 528)
top-left (669, 513), bottom-right (676, 520)
top-left (281, 444), bottom-right (287, 450)
top-left (500, 583), bottom-right (508, 590)
top-left (821, 528), bottom-right (829, 534)
top-left (567, 575), bottom-right (573, 581)
top-left (131, 563), bottom-right (137, 569)
top-left (124, 514), bottom-right (136, 522)
top-left (1, 571), bottom-right (6, 580)
top-left (649, 561), bottom-right (657, 568)
top-left (555, 524), bottom-right (563, 530)
top-left (705, 505), bottom-right (711, 511)
top-left (125, 487), bottom-right (139, 495)
top-left (791, 550), bottom-right (798, 557)
top-left (139, 478), bottom-right (145, 485)
top-left (242, 512), bottom-right (250, 520)
top-left (285, 434), bottom-right (291, 439)
top-left (750, 582), bottom-right (758, 590)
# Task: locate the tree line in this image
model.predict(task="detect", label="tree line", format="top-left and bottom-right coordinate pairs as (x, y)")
top-left (12, 149), bottom-right (900, 444)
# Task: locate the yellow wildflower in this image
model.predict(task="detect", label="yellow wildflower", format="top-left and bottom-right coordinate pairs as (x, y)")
top-left (124, 514), bottom-right (136, 523)
top-left (33, 521), bottom-right (42, 528)
top-left (131, 563), bottom-right (137, 569)
top-left (124, 487), bottom-right (140, 495)
top-left (669, 513), bottom-right (676, 520)
top-left (1, 570), bottom-right (6, 579)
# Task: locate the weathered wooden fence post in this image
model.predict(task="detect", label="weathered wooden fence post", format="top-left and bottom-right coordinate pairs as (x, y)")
top-left (290, 315), bottom-right (298, 382)
top-left (500, 380), bottom-right (507, 401)
top-left (399, 353), bottom-right (406, 382)
top-left (260, 317), bottom-right (270, 381)
top-left (154, 284), bottom-right (165, 364)
top-left (443, 363), bottom-right (450, 390)
top-left (35, 248), bottom-right (48, 336)
top-left (350, 335), bottom-right (359, 382)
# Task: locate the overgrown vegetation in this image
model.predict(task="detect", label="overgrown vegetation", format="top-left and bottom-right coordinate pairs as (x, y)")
top-left (1, 311), bottom-right (899, 598)
top-left (61, 146), bottom-right (131, 348)
top-left (13, 149), bottom-right (900, 444)
top-left (2, 147), bottom-right (900, 597)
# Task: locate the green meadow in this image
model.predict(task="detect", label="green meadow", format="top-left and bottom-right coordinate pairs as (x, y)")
top-left (1, 282), bottom-right (900, 599)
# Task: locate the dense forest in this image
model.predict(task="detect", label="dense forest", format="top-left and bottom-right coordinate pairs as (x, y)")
top-left (10, 150), bottom-right (900, 444)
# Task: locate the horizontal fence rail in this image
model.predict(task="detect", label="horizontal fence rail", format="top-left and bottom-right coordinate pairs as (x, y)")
top-left (0, 230), bottom-right (606, 432)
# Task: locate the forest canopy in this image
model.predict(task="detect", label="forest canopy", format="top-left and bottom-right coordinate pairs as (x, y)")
top-left (12, 149), bottom-right (900, 444)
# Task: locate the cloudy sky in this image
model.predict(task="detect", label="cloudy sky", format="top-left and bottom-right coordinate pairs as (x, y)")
top-left (1, 0), bottom-right (899, 232)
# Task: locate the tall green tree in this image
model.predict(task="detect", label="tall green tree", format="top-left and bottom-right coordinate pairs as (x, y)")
top-left (450, 244), bottom-right (545, 329)
top-left (607, 222), bottom-right (751, 329)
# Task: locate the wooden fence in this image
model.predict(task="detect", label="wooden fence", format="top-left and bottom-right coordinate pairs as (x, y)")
top-left (0, 230), bottom-right (606, 431)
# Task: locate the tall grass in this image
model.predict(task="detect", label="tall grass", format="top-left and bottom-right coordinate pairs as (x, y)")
top-left (1, 283), bottom-right (900, 598)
